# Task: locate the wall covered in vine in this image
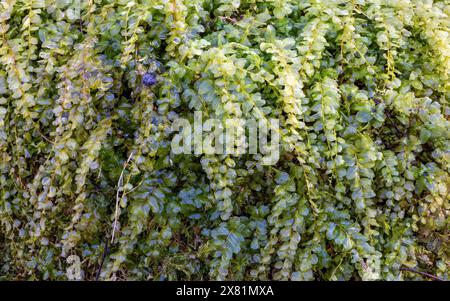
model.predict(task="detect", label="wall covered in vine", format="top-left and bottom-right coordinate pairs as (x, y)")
top-left (0, 0), bottom-right (449, 280)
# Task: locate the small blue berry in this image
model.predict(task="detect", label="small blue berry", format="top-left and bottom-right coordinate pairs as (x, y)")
top-left (142, 72), bottom-right (157, 86)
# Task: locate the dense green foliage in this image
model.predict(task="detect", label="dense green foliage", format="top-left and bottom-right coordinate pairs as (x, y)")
top-left (0, 0), bottom-right (449, 281)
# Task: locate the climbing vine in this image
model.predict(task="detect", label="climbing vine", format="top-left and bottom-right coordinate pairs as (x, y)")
top-left (0, 0), bottom-right (449, 281)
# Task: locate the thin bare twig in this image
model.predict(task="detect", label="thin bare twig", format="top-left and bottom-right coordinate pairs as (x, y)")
top-left (400, 267), bottom-right (444, 281)
top-left (111, 151), bottom-right (134, 244)
top-left (95, 238), bottom-right (109, 281)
